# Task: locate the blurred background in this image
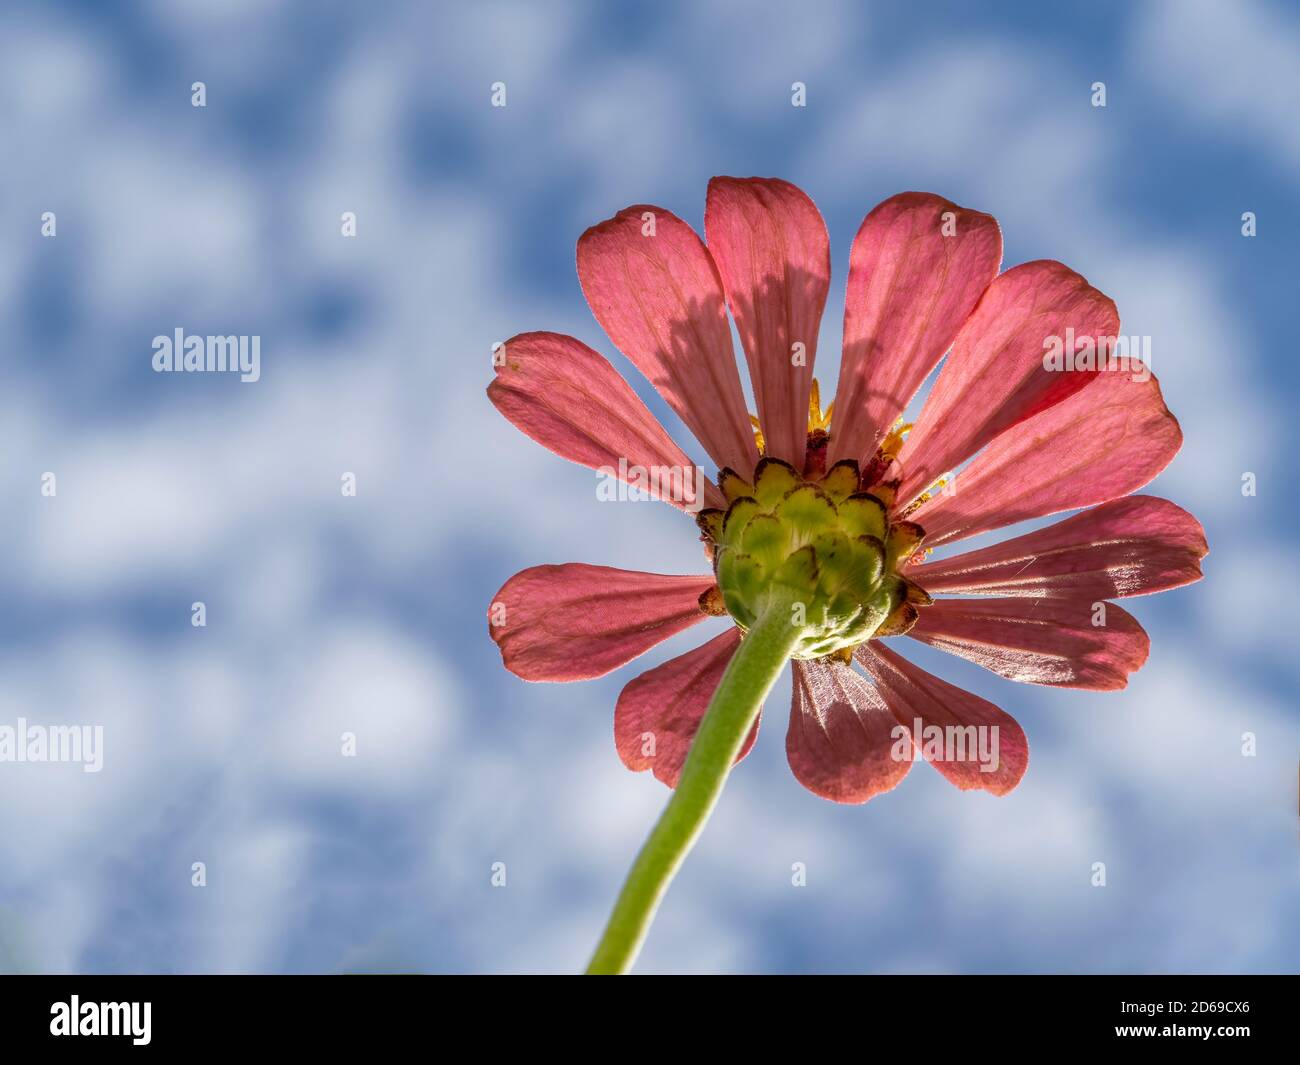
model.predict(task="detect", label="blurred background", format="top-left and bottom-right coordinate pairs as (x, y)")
top-left (0, 0), bottom-right (1295, 974)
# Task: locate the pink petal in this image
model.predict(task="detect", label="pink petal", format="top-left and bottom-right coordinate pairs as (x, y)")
top-left (487, 331), bottom-right (723, 512)
top-left (855, 643), bottom-right (1028, 795)
top-left (488, 564), bottom-right (714, 681)
top-left (910, 364), bottom-right (1182, 547)
top-left (615, 628), bottom-right (759, 788)
top-left (786, 657), bottom-right (912, 804)
top-left (893, 260), bottom-right (1120, 505)
top-left (908, 598), bottom-right (1150, 691)
top-left (829, 192), bottom-right (1002, 467)
top-left (578, 204), bottom-right (758, 475)
top-left (912, 495), bottom-right (1208, 599)
top-left (705, 177), bottom-right (831, 469)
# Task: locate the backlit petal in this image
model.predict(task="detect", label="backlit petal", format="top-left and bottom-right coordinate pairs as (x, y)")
top-left (615, 628), bottom-right (758, 787)
top-left (910, 364), bottom-right (1181, 547)
top-left (908, 597), bottom-right (1149, 690)
top-left (489, 564), bottom-right (714, 681)
top-left (786, 657), bottom-right (912, 803)
top-left (488, 331), bottom-right (723, 511)
top-left (705, 176), bottom-right (831, 469)
top-left (855, 643), bottom-right (1028, 795)
top-left (894, 260), bottom-right (1119, 505)
top-left (830, 192), bottom-right (1001, 466)
top-left (911, 495), bottom-right (1207, 599)
top-left (578, 205), bottom-right (758, 474)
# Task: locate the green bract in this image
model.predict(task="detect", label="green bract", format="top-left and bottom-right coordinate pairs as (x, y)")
top-left (698, 457), bottom-right (927, 660)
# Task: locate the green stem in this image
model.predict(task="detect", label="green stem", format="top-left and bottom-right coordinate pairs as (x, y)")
top-left (585, 587), bottom-right (804, 975)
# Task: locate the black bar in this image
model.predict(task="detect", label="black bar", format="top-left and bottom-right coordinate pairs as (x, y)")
top-left (0, 974), bottom-right (1290, 1051)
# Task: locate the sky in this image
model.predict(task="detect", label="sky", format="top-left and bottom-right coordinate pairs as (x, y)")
top-left (0, 0), bottom-right (1296, 974)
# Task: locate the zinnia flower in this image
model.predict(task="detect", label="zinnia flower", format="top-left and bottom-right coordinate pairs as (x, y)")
top-left (487, 177), bottom-right (1206, 804)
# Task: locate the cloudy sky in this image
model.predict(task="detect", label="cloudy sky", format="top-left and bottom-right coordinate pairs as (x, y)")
top-left (0, 0), bottom-right (1295, 974)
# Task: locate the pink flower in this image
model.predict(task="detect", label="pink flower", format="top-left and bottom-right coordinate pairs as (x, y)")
top-left (487, 178), bottom-right (1207, 803)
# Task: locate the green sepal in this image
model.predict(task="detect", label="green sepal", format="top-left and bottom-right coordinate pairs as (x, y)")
top-left (695, 508), bottom-right (724, 543)
top-left (753, 457), bottom-right (801, 508)
top-left (838, 492), bottom-right (888, 541)
top-left (849, 535), bottom-right (885, 594)
top-left (771, 543), bottom-right (819, 594)
top-left (721, 496), bottom-right (762, 545)
top-left (820, 460), bottom-right (861, 503)
top-left (718, 467), bottom-right (755, 504)
top-left (809, 530), bottom-right (855, 594)
top-left (886, 520), bottom-right (926, 569)
top-left (774, 483), bottom-right (838, 543)
top-left (716, 549), bottom-right (766, 628)
top-left (740, 513), bottom-right (791, 569)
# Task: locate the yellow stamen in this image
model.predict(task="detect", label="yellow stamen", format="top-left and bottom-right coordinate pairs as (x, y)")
top-left (878, 417), bottom-right (912, 463)
top-left (750, 378), bottom-right (833, 454)
top-left (807, 378), bottom-right (833, 432)
top-left (901, 474), bottom-right (952, 519)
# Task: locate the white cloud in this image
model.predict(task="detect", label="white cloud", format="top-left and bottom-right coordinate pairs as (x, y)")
top-left (0, 1), bottom-right (1291, 977)
top-left (1133, 0), bottom-right (1300, 174)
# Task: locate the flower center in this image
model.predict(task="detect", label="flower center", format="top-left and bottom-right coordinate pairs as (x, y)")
top-left (696, 427), bottom-right (932, 662)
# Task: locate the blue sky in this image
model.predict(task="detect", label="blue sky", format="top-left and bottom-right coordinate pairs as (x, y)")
top-left (0, 0), bottom-right (1296, 974)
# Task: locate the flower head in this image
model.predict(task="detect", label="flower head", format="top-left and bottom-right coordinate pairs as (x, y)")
top-left (487, 178), bottom-right (1206, 804)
